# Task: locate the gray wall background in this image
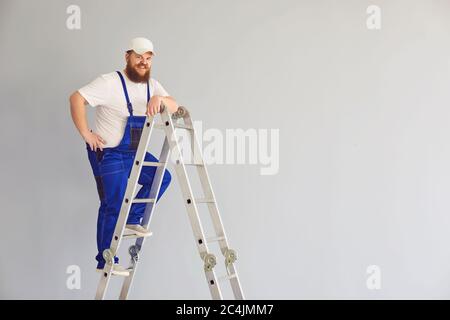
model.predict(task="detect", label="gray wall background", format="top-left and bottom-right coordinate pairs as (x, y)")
top-left (1, 0), bottom-right (450, 299)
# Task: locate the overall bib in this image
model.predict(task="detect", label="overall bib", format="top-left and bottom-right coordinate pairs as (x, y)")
top-left (86, 71), bottom-right (172, 269)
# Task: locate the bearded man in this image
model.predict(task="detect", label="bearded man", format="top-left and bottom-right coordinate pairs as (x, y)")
top-left (69, 37), bottom-right (178, 275)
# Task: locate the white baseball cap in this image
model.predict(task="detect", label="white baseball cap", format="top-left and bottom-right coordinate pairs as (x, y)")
top-left (128, 37), bottom-right (155, 55)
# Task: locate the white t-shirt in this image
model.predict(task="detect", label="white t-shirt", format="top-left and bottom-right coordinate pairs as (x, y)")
top-left (78, 71), bottom-right (170, 148)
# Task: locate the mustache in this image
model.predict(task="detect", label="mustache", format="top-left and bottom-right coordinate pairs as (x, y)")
top-left (136, 64), bottom-right (149, 69)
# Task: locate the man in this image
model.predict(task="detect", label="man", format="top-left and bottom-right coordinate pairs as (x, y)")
top-left (70, 37), bottom-right (179, 275)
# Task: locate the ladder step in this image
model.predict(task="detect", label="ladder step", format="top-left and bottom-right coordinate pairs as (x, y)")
top-left (122, 231), bottom-right (153, 240)
top-left (195, 197), bottom-right (215, 203)
top-left (206, 236), bottom-right (226, 243)
top-left (100, 267), bottom-right (132, 277)
top-left (219, 273), bottom-right (237, 282)
top-left (132, 198), bottom-right (156, 203)
top-left (142, 161), bottom-right (164, 167)
top-left (183, 163), bottom-right (204, 166)
top-left (113, 269), bottom-right (132, 277)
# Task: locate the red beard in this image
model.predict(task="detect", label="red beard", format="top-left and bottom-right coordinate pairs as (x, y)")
top-left (125, 61), bottom-right (150, 83)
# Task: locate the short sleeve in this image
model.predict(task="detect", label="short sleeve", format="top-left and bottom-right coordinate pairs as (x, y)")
top-left (78, 75), bottom-right (110, 107)
top-left (153, 80), bottom-right (170, 97)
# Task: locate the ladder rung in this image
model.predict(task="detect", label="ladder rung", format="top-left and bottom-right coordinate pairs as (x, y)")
top-left (142, 161), bottom-right (164, 167)
top-left (206, 236), bottom-right (225, 243)
top-left (219, 273), bottom-right (237, 282)
top-left (104, 267), bottom-right (132, 277)
top-left (195, 198), bottom-right (215, 203)
top-left (122, 231), bottom-right (153, 239)
top-left (132, 198), bottom-right (156, 203)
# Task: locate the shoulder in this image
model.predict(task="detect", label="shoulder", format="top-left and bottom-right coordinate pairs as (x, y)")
top-left (100, 71), bottom-right (121, 83)
top-left (90, 71), bottom-right (124, 90)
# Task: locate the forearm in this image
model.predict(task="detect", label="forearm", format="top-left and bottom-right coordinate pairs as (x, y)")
top-left (160, 96), bottom-right (179, 114)
top-left (69, 91), bottom-right (90, 139)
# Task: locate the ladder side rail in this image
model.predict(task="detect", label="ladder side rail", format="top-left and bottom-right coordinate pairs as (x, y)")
top-left (183, 113), bottom-right (230, 249)
top-left (119, 137), bottom-right (171, 299)
top-left (160, 106), bottom-right (223, 299)
top-left (183, 111), bottom-right (245, 300)
top-left (95, 116), bottom-right (156, 300)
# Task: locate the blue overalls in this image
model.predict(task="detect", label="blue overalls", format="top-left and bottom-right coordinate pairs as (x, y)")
top-left (86, 71), bottom-right (172, 269)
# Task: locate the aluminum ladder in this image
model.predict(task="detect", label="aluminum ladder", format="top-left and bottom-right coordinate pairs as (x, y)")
top-left (94, 104), bottom-right (244, 300)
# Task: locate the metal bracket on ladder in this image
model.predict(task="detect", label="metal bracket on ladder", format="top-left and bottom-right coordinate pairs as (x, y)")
top-left (94, 103), bottom-right (244, 300)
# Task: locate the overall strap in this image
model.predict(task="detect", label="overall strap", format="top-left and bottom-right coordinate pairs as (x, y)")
top-left (116, 71), bottom-right (133, 116)
top-left (147, 79), bottom-right (151, 103)
top-left (117, 71), bottom-right (151, 116)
